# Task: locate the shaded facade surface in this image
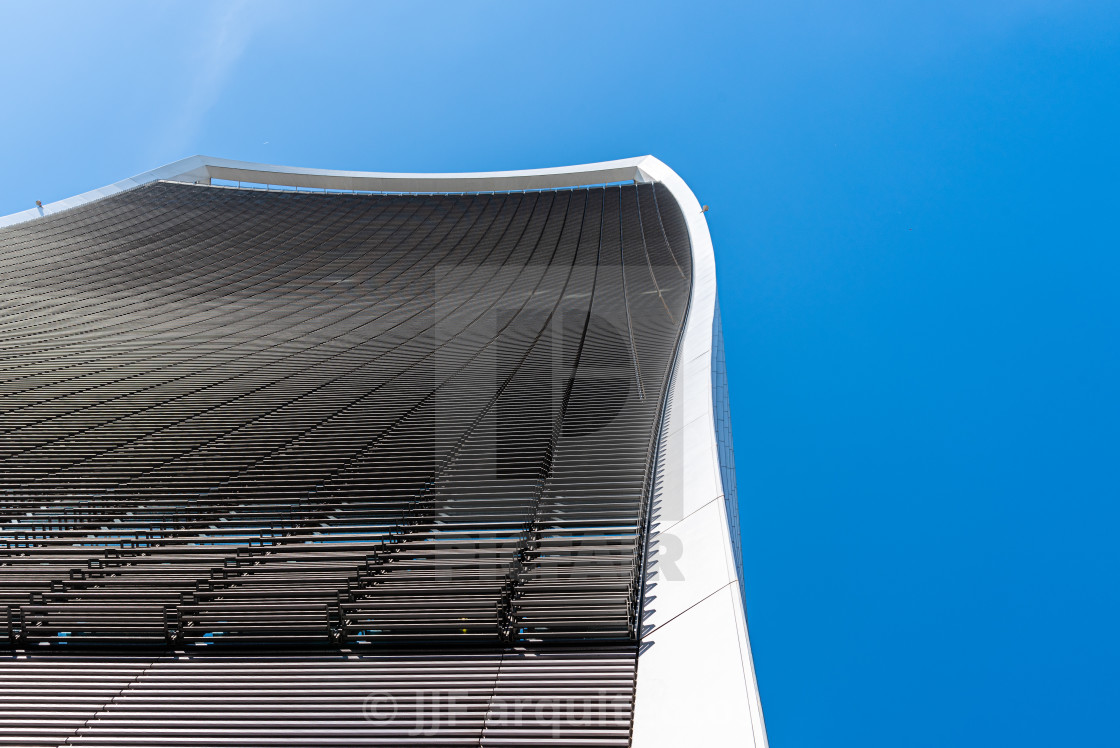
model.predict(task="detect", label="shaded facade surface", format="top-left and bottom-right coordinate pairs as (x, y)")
top-left (712, 296), bottom-right (746, 603)
top-left (0, 180), bottom-right (691, 746)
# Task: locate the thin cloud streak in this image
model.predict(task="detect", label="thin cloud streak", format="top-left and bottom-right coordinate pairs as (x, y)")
top-left (153, 0), bottom-right (257, 160)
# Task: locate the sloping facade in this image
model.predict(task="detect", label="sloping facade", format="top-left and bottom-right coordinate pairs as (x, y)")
top-left (0, 157), bottom-right (766, 747)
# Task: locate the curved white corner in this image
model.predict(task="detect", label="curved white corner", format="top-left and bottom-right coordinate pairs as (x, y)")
top-left (631, 158), bottom-right (768, 748)
top-left (0, 154), bottom-right (768, 747)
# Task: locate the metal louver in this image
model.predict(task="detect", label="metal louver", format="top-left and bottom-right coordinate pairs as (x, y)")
top-left (0, 176), bottom-right (692, 745)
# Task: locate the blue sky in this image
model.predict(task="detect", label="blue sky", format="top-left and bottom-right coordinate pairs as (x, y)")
top-left (2, 2), bottom-right (1118, 745)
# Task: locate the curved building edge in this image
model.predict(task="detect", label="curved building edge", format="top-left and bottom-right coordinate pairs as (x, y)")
top-left (0, 155), bottom-right (768, 747)
top-left (630, 158), bottom-right (768, 747)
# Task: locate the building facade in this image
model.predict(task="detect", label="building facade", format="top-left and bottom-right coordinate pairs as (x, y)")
top-left (0, 156), bottom-right (766, 747)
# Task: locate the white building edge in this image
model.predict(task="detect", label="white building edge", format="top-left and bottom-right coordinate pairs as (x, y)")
top-left (1, 155), bottom-right (769, 747)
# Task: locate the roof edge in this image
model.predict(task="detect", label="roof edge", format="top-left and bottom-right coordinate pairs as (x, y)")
top-left (0, 155), bottom-right (660, 229)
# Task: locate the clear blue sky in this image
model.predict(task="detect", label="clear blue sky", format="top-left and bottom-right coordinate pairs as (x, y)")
top-left (3, 2), bottom-right (1118, 745)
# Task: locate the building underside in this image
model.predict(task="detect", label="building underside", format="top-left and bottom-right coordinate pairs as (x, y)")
top-left (0, 158), bottom-right (767, 747)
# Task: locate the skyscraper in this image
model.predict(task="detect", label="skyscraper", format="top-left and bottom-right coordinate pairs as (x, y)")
top-left (0, 156), bottom-right (766, 747)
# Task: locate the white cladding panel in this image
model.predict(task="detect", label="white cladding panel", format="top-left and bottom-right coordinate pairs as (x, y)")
top-left (632, 157), bottom-right (767, 747)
